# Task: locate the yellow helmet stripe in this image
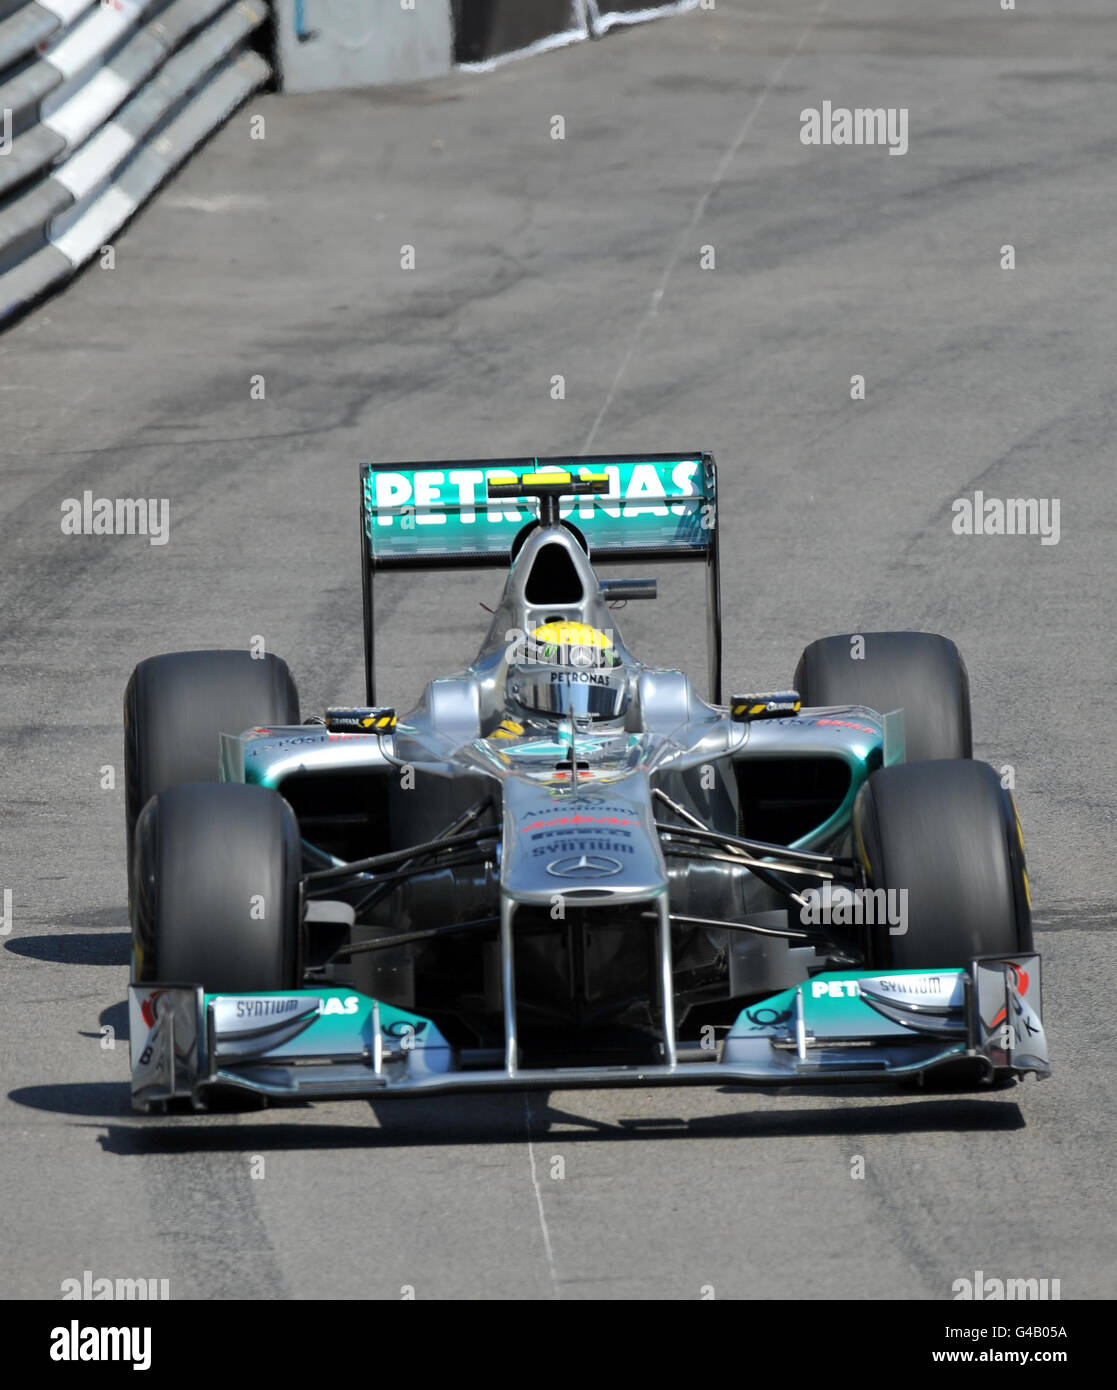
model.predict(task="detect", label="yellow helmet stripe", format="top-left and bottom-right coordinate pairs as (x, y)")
top-left (531, 621), bottom-right (613, 648)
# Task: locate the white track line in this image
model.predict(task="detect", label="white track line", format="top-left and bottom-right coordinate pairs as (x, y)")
top-left (523, 1093), bottom-right (560, 1298)
top-left (582, 0), bottom-right (832, 451)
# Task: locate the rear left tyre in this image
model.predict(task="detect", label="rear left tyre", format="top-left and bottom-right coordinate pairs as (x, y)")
top-left (794, 630), bottom-right (972, 761)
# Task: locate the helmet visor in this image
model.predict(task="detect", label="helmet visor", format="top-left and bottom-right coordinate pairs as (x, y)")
top-left (509, 666), bottom-right (628, 720)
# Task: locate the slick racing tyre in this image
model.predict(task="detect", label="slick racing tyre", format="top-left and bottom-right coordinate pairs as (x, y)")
top-left (124, 649), bottom-right (300, 905)
top-left (131, 782), bottom-right (300, 992)
top-left (853, 758), bottom-right (1032, 970)
top-left (794, 631), bottom-right (971, 762)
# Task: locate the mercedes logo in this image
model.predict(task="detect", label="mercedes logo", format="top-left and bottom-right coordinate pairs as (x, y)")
top-left (546, 853), bottom-right (623, 879)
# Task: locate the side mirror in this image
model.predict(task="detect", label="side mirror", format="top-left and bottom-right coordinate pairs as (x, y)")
top-left (730, 691), bottom-right (801, 722)
top-left (324, 706), bottom-right (397, 732)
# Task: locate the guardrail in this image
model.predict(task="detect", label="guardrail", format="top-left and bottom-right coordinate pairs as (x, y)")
top-left (0, 0), bottom-right (269, 322)
top-left (1, 0), bottom-right (699, 322)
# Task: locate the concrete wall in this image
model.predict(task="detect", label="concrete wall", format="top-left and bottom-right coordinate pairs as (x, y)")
top-left (274, 0), bottom-right (454, 92)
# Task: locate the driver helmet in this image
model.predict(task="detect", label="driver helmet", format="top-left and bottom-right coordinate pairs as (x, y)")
top-left (508, 621), bottom-right (628, 721)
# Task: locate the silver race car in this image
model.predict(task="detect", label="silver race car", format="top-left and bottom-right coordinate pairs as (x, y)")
top-left (124, 455), bottom-right (1048, 1110)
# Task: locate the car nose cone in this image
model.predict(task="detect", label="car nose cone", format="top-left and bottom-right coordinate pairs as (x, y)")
top-left (546, 853), bottom-right (623, 879)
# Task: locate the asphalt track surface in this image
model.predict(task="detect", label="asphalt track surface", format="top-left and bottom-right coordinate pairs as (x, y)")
top-left (1, 0), bottom-right (1115, 1300)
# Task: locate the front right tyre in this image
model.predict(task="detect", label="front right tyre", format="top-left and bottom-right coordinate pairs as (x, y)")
top-left (131, 781), bottom-right (301, 992)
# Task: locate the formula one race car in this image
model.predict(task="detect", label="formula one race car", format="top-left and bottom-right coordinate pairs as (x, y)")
top-left (124, 455), bottom-right (1048, 1111)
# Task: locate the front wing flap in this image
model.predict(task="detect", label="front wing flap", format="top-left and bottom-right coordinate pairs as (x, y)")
top-left (128, 955), bottom-right (1049, 1111)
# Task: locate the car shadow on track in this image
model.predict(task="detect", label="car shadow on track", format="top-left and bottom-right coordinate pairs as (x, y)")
top-left (4, 930), bottom-right (130, 966)
top-left (4, 903), bottom-right (129, 966)
top-left (7, 1085), bottom-right (1025, 1151)
top-left (9, 1082), bottom-right (135, 1116)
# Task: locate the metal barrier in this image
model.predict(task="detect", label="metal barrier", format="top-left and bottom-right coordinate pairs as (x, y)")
top-left (0, 0), bottom-right (269, 321)
top-left (452, 0), bottom-right (697, 67)
top-left (588, 1), bottom-right (699, 35)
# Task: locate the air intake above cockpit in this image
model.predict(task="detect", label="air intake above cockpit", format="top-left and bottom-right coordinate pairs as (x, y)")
top-left (524, 542), bottom-right (584, 604)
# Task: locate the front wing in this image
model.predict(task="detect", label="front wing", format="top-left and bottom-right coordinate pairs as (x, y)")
top-left (127, 956), bottom-right (1049, 1111)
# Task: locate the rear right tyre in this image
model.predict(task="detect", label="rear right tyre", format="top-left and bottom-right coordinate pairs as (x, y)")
top-left (124, 649), bottom-right (300, 906)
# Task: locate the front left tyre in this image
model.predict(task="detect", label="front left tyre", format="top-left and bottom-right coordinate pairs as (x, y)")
top-left (853, 758), bottom-right (1032, 970)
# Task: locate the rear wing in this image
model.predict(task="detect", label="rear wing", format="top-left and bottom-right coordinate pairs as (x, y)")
top-left (359, 454), bottom-right (722, 703)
